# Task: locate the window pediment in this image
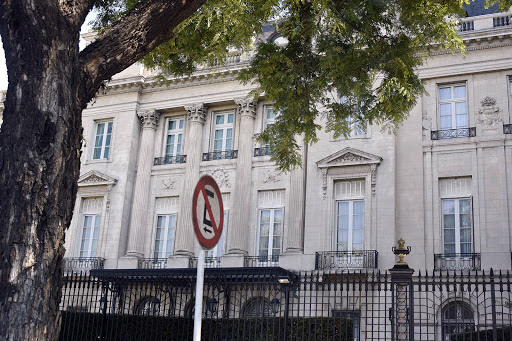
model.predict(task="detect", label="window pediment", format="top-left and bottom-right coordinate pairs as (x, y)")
top-left (316, 147), bottom-right (382, 169)
top-left (78, 170), bottom-right (117, 187)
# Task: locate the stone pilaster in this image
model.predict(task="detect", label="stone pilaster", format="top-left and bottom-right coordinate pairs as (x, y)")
top-left (125, 110), bottom-right (161, 258)
top-left (173, 104), bottom-right (207, 256)
top-left (285, 141), bottom-right (306, 253)
top-left (227, 98), bottom-right (257, 255)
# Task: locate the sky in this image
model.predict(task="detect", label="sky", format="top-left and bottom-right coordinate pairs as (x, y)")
top-left (0, 12), bottom-right (95, 92)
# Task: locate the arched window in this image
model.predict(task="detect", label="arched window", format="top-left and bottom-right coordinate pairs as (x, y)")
top-left (242, 298), bottom-right (272, 318)
top-left (134, 296), bottom-right (161, 316)
top-left (442, 302), bottom-right (475, 340)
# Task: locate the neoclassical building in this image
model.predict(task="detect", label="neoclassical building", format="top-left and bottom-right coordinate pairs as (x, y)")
top-left (1, 5), bottom-right (511, 277)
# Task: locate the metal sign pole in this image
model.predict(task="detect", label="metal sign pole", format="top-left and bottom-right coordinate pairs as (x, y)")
top-left (193, 248), bottom-right (205, 341)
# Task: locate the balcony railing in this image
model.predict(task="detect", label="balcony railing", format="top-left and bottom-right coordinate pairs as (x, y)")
top-left (434, 253), bottom-right (481, 271)
top-left (455, 12), bottom-right (512, 32)
top-left (138, 258), bottom-right (168, 269)
top-left (190, 257), bottom-right (222, 268)
top-left (202, 150), bottom-right (238, 161)
top-left (244, 255), bottom-right (280, 267)
top-left (254, 146), bottom-right (271, 157)
top-left (504, 124), bottom-right (512, 134)
top-left (154, 155), bottom-right (187, 165)
top-left (431, 127), bottom-right (476, 140)
top-left (62, 257), bottom-right (105, 275)
top-left (315, 251), bottom-right (378, 270)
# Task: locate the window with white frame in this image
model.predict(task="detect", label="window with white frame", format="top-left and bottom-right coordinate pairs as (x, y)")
top-left (257, 190), bottom-right (285, 260)
top-left (79, 197), bottom-right (103, 258)
top-left (153, 214), bottom-right (176, 259)
top-left (509, 78), bottom-right (512, 119)
top-left (440, 178), bottom-right (473, 255)
top-left (439, 84), bottom-right (468, 130)
top-left (339, 96), bottom-right (366, 137)
top-left (206, 210), bottom-right (228, 259)
top-left (165, 117), bottom-right (184, 158)
top-left (213, 111), bottom-right (234, 152)
top-left (92, 120), bottom-right (113, 160)
top-left (335, 180), bottom-right (365, 252)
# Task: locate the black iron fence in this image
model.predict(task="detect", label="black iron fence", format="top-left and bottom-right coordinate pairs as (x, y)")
top-left (62, 257), bottom-right (105, 275)
top-left (153, 155), bottom-right (187, 165)
top-left (59, 268), bottom-right (512, 341)
top-left (434, 253), bottom-right (481, 271)
top-left (202, 150), bottom-right (238, 161)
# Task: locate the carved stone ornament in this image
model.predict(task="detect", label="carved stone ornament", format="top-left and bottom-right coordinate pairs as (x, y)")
top-left (161, 178), bottom-right (178, 190)
top-left (138, 109), bottom-right (161, 129)
top-left (422, 111), bottom-right (432, 131)
top-left (371, 164), bottom-right (377, 197)
top-left (235, 97), bottom-right (257, 119)
top-left (330, 152), bottom-right (368, 164)
top-left (477, 97), bottom-right (502, 127)
top-left (261, 169), bottom-right (283, 184)
top-left (321, 168), bottom-right (328, 200)
top-left (210, 168), bottom-right (231, 188)
top-left (185, 103), bottom-right (208, 123)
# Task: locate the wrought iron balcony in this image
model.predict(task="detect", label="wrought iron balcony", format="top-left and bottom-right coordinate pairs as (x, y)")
top-left (244, 255), bottom-right (280, 267)
top-left (504, 124), bottom-right (512, 134)
top-left (138, 258), bottom-right (168, 269)
top-left (431, 127), bottom-right (476, 140)
top-left (434, 253), bottom-right (481, 271)
top-left (254, 146), bottom-right (271, 157)
top-left (190, 257), bottom-right (222, 268)
top-left (62, 257), bottom-right (105, 275)
top-left (315, 251), bottom-right (378, 270)
top-left (202, 150), bottom-right (238, 161)
top-left (153, 154), bottom-right (187, 165)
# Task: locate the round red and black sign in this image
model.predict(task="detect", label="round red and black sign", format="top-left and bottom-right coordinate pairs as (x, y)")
top-left (192, 175), bottom-right (224, 250)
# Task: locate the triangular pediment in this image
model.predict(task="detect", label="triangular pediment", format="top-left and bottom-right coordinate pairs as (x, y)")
top-left (316, 147), bottom-right (382, 168)
top-left (78, 170), bottom-right (117, 187)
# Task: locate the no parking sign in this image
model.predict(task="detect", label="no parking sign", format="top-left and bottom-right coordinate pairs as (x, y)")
top-left (192, 174), bottom-right (224, 249)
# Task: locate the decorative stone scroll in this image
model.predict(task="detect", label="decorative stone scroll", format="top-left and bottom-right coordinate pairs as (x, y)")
top-left (235, 98), bottom-right (257, 119)
top-left (185, 103), bottom-right (208, 123)
top-left (261, 169), bottom-right (283, 184)
top-left (210, 168), bottom-right (231, 188)
top-left (138, 109), bottom-right (161, 129)
top-left (161, 178), bottom-right (178, 190)
top-left (477, 97), bottom-right (502, 127)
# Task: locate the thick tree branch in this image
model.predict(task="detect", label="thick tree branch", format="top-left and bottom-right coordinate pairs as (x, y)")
top-left (58, 0), bottom-right (96, 28)
top-left (78, 0), bottom-right (207, 104)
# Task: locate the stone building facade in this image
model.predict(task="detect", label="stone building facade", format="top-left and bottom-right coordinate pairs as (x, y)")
top-left (1, 7), bottom-right (511, 277)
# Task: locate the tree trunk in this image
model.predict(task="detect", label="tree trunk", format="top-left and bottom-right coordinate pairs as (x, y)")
top-left (0, 4), bottom-right (83, 340)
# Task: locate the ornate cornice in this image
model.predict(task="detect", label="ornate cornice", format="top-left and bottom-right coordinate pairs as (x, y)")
top-left (185, 103), bottom-right (208, 124)
top-left (78, 170), bottom-right (117, 187)
top-left (235, 97), bottom-right (257, 119)
top-left (137, 109), bottom-right (161, 129)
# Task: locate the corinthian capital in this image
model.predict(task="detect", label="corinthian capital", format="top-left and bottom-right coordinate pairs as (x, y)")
top-left (185, 103), bottom-right (208, 124)
top-left (137, 109), bottom-right (161, 129)
top-left (235, 97), bottom-right (257, 119)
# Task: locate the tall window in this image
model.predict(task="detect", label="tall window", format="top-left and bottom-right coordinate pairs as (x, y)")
top-left (335, 180), bottom-right (365, 252)
top-left (165, 118), bottom-right (184, 158)
top-left (339, 97), bottom-right (366, 136)
top-left (442, 199), bottom-right (472, 254)
top-left (206, 211), bottom-right (228, 258)
top-left (258, 209), bottom-right (283, 260)
top-left (213, 112), bottom-right (234, 152)
top-left (439, 84), bottom-right (468, 130)
top-left (154, 214), bottom-right (176, 259)
top-left (93, 120), bottom-right (113, 160)
top-left (80, 215), bottom-right (100, 258)
top-left (440, 178), bottom-right (473, 255)
top-left (79, 197), bottom-right (103, 258)
top-left (442, 302), bottom-right (475, 341)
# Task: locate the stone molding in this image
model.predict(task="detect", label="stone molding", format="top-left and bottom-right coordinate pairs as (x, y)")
top-left (235, 97), bottom-right (257, 119)
top-left (185, 103), bottom-right (208, 123)
top-left (78, 170), bottom-right (117, 187)
top-left (317, 147), bottom-right (382, 199)
top-left (209, 168), bottom-right (231, 188)
top-left (137, 109), bottom-right (161, 129)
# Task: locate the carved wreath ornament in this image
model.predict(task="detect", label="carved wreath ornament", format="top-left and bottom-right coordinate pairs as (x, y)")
top-left (210, 168), bottom-right (231, 188)
top-left (477, 97), bottom-right (502, 127)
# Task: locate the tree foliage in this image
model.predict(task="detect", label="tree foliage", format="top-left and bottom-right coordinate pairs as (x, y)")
top-left (94, 0), bottom-right (511, 171)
